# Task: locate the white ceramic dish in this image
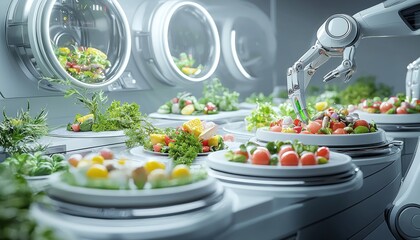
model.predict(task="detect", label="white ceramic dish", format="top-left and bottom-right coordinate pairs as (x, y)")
top-left (129, 142), bottom-right (239, 158)
top-left (148, 110), bottom-right (251, 123)
top-left (238, 102), bottom-right (257, 109)
top-left (49, 127), bottom-right (125, 138)
top-left (47, 173), bottom-right (217, 207)
top-left (130, 146), bottom-right (210, 157)
top-left (207, 150), bottom-right (353, 178)
top-left (255, 128), bottom-right (387, 147)
top-left (222, 121), bottom-right (255, 137)
top-left (356, 110), bottom-right (420, 124)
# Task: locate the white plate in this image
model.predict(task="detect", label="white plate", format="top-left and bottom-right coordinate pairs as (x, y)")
top-left (130, 146), bottom-right (210, 157)
top-left (49, 127), bottom-right (125, 138)
top-left (148, 110), bottom-right (251, 124)
top-left (255, 128), bottom-right (387, 147)
top-left (129, 143), bottom-right (238, 158)
top-left (238, 102), bottom-right (258, 109)
top-left (222, 121), bottom-right (255, 137)
top-left (356, 110), bottom-right (420, 124)
top-left (207, 150), bottom-right (353, 178)
top-left (47, 173), bottom-right (217, 207)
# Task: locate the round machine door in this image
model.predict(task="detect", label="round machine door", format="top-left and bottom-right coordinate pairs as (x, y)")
top-left (207, 1), bottom-right (277, 81)
top-left (7, 0), bottom-right (131, 89)
top-left (132, 0), bottom-right (220, 85)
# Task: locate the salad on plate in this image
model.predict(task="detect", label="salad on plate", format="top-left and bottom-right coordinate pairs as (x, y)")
top-left (359, 94), bottom-right (420, 114)
top-left (269, 106), bottom-right (378, 135)
top-left (157, 78), bottom-right (239, 115)
top-left (64, 149), bottom-right (207, 190)
top-left (225, 140), bottom-right (330, 166)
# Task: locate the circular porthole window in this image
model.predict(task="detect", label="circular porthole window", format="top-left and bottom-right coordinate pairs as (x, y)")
top-left (208, 2), bottom-right (276, 81)
top-left (7, 0), bottom-right (131, 89)
top-left (132, 0), bottom-right (220, 85)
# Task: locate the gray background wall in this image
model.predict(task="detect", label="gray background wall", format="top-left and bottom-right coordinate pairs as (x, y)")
top-left (0, 0), bottom-right (419, 126)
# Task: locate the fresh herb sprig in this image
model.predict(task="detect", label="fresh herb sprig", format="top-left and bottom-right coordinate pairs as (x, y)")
top-left (0, 102), bottom-right (48, 155)
top-left (124, 121), bottom-right (160, 149)
top-left (168, 130), bottom-right (202, 166)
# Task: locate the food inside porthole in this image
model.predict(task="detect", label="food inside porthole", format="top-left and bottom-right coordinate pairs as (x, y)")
top-left (55, 46), bottom-right (111, 83)
top-left (172, 52), bottom-right (203, 76)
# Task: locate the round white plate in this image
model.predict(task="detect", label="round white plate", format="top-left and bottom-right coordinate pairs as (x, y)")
top-left (49, 127), bottom-right (125, 138)
top-left (238, 102), bottom-right (257, 109)
top-left (129, 143), bottom-right (238, 158)
top-left (255, 128), bottom-right (387, 147)
top-left (222, 121), bottom-right (255, 137)
top-left (207, 150), bottom-right (353, 178)
top-left (356, 110), bottom-right (420, 124)
top-left (148, 110), bottom-right (251, 123)
top-left (47, 173), bottom-right (217, 207)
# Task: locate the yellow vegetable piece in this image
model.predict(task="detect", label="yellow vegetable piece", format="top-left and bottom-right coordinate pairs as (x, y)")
top-left (181, 104), bottom-right (195, 115)
top-left (208, 135), bottom-right (220, 147)
top-left (150, 134), bottom-right (166, 145)
top-left (282, 128), bottom-right (296, 133)
top-left (91, 155), bottom-right (105, 164)
top-left (77, 114), bottom-right (94, 123)
top-left (144, 159), bottom-right (166, 174)
top-left (171, 164), bottom-right (191, 179)
top-left (181, 67), bottom-right (198, 76)
top-left (315, 102), bottom-right (328, 111)
top-left (86, 164), bottom-right (108, 179)
top-left (182, 118), bottom-right (203, 137)
top-left (118, 159), bottom-right (127, 165)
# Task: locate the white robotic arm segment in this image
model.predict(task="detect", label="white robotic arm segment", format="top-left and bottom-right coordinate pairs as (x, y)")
top-left (406, 58), bottom-right (420, 101)
top-left (287, 14), bottom-right (359, 122)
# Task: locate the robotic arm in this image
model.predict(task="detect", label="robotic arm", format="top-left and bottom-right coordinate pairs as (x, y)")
top-left (288, 1), bottom-right (420, 239)
top-left (287, 0), bottom-right (420, 123)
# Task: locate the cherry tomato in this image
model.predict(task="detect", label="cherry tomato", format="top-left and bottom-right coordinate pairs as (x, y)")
top-left (172, 98), bottom-right (179, 103)
top-left (202, 146), bottom-right (210, 152)
top-left (184, 100), bottom-right (193, 105)
top-left (354, 120), bottom-right (369, 129)
top-left (380, 102), bottom-right (393, 113)
top-left (68, 154), bottom-right (82, 167)
top-left (251, 147), bottom-right (271, 165)
top-left (316, 147), bottom-right (330, 160)
top-left (332, 122), bottom-right (346, 132)
top-left (99, 148), bottom-right (114, 160)
top-left (293, 119), bottom-right (301, 126)
top-left (270, 125), bottom-right (282, 132)
top-left (164, 135), bottom-right (174, 146)
top-left (280, 151), bottom-right (299, 166)
top-left (234, 149), bottom-right (249, 160)
top-left (396, 107), bottom-right (408, 114)
top-left (293, 126), bottom-right (302, 133)
top-left (333, 128), bottom-right (346, 134)
top-left (300, 152), bottom-right (317, 165)
top-left (278, 145), bottom-right (293, 158)
top-left (202, 139), bottom-right (209, 146)
top-left (153, 144), bottom-right (162, 152)
top-left (71, 124), bottom-right (80, 132)
top-left (307, 121), bottom-right (322, 134)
